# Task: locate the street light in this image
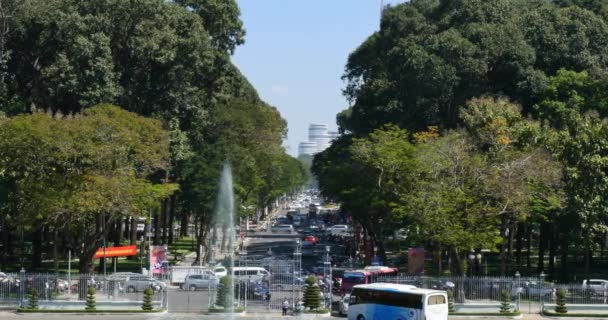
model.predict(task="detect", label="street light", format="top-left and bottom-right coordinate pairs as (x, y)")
top-left (324, 246), bottom-right (331, 309)
top-left (515, 271), bottom-right (521, 311)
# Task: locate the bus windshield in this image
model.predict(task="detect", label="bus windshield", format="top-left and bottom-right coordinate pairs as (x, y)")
top-left (343, 273), bottom-right (366, 284)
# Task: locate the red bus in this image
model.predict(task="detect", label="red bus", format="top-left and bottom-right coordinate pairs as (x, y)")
top-left (340, 266), bottom-right (398, 293)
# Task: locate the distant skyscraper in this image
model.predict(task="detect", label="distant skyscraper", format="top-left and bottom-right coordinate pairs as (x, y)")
top-left (298, 124), bottom-right (335, 157)
top-left (298, 142), bottom-right (317, 157)
top-left (308, 124), bottom-right (330, 154)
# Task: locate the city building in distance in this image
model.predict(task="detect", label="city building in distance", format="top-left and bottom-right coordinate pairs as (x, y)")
top-left (298, 124), bottom-right (340, 157)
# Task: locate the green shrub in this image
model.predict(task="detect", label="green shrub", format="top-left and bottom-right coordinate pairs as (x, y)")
top-left (303, 276), bottom-right (321, 310)
top-left (447, 289), bottom-right (455, 313)
top-left (499, 289), bottom-right (511, 313)
top-left (142, 287), bottom-right (154, 311)
top-left (555, 288), bottom-right (568, 314)
top-left (215, 276), bottom-right (233, 308)
top-left (85, 287), bottom-right (96, 311)
top-left (28, 288), bottom-right (39, 310)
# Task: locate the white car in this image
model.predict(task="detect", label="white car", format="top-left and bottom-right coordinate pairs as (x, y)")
top-left (327, 225), bottom-right (349, 235)
top-left (339, 294), bottom-right (350, 316)
top-left (583, 279), bottom-right (608, 294)
top-left (214, 266), bottom-right (228, 278)
top-left (272, 224), bottom-right (295, 234)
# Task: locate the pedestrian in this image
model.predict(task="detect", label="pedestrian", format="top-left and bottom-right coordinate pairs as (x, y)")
top-left (282, 299), bottom-right (289, 316)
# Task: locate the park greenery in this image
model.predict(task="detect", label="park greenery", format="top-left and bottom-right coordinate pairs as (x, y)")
top-left (0, 0), bottom-right (308, 272)
top-left (313, 0), bottom-right (608, 280)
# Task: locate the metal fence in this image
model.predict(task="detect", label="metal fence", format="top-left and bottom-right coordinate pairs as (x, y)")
top-left (0, 271), bottom-right (166, 310)
top-left (371, 274), bottom-right (608, 313)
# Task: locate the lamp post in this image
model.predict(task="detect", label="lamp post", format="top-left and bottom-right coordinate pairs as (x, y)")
top-left (468, 253), bottom-right (475, 277)
top-left (324, 245), bottom-right (331, 309)
top-left (540, 271), bottom-right (546, 309)
top-left (241, 248), bottom-right (248, 310)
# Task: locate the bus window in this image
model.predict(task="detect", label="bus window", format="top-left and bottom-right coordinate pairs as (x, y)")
top-left (427, 295), bottom-right (446, 305)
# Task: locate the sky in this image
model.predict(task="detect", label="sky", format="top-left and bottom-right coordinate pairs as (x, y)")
top-left (233, 0), bottom-right (406, 156)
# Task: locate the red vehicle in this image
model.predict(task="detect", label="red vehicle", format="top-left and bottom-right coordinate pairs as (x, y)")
top-left (340, 266), bottom-right (398, 293)
top-left (303, 235), bottom-right (318, 244)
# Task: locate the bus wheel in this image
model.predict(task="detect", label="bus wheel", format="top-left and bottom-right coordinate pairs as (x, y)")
top-left (357, 315), bottom-right (365, 320)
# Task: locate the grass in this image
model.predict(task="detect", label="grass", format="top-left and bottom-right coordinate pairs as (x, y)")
top-left (449, 311), bottom-right (521, 316)
top-left (542, 311), bottom-right (608, 317)
top-left (17, 307), bottom-right (165, 313)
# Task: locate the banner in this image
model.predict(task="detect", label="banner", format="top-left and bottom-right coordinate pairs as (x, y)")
top-left (150, 245), bottom-right (168, 274)
top-left (94, 245), bottom-right (137, 258)
top-left (408, 248), bottom-right (425, 276)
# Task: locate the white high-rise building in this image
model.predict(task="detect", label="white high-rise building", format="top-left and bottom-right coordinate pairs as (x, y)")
top-left (298, 124), bottom-right (336, 157)
top-left (298, 142), bottom-right (317, 157)
top-left (308, 124), bottom-right (330, 154)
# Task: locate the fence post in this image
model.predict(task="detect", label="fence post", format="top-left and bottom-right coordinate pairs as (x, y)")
top-left (539, 271), bottom-right (546, 312)
top-left (19, 268), bottom-right (25, 307)
top-left (515, 271), bottom-right (521, 312)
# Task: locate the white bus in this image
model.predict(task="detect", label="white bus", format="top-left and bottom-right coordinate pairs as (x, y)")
top-left (348, 283), bottom-right (448, 320)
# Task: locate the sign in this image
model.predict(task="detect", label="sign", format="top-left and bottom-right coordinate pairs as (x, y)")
top-left (94, 245), bottom-right (137, 258)
top-left (408, 248), bottom-right (425, 276)
top-left (150, 245), bottom-right (168, 275)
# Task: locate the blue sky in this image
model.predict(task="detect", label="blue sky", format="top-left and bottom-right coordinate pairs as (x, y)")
top-left (233, 0), bottom-right (406, 156)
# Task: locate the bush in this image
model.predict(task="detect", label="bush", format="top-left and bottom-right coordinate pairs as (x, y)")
top-left (499, 289), bottom-right (511, 313)
top-left (215, 276), bottom-right (233, 308)
top-left (303, 276), bottom-right (321, 310)
top-left (142, 287), bottom-right (154, 311)
top-left (447, 289), bottom-right (455, 313)
top-left (28, 288), bottom-right (39, 310)
top-left (555, 288), bottom-right (568, 314)
top-left (85, 287), bottom-right (96, 311)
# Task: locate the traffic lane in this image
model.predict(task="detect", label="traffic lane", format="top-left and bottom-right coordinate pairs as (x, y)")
top-left (0, 311), bottom-right (347, 319)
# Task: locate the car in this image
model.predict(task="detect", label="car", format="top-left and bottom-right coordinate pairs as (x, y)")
top-left (327, 225), bottom-right (349, 235)
top-left (124, 275), bottom-right (166, 293)
top-left (339, 294), bottom-right (350, 316)
top-left (583, 279), bottom-right (608, 295)
top-left (182, 273), bottom-right (219, 291)
top-left (214, 266), bottom-right (228, 278)
top-left (303, 235), bottom-right (318, 244)
top-left (272, 224), bottom-right (295, 234)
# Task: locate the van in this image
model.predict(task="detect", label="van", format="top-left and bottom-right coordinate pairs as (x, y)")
top-left (232, 267), bottom-right (270, 281)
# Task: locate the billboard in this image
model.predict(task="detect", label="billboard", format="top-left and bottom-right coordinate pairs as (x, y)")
top-left (408, 248), bottom-right (425, 276)
top-left (150, 245), bottom-right (168, 275)
top-left (94, 245), bottom-right (137, 258)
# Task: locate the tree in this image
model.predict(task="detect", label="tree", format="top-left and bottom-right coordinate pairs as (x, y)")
top-left (303, 276), bottom-right (321, 310)
top-left (85, 287), bottom-right (96, 311)
top-left (142, 287), bottom-right (154, 311)
top-left (340, 0), bottom-right (608, 135)
top-left (215, 276), bottom-right (233, 308)
top-left (499, 289), bottom-right (512, 313)
top-left (555, 288), bottom-right (568, 313)
top-left (0, 105), bottom-right (176, 272)
top-left (28, 288), bottom-right (38, 310)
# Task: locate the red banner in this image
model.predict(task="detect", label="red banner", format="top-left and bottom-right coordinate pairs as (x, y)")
top-left (94, 245), bottom-right (137, 258)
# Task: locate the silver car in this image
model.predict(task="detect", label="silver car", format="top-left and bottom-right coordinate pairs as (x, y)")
top-left (124, 275), bottom-right (166, 293)
top-left (182, 274), bottom-right (219, 291)
top-left (339, 294), bottom-right (350, 316)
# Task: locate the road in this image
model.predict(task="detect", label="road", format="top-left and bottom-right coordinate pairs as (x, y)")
top-left (3, 311), bottom-right (606, 319)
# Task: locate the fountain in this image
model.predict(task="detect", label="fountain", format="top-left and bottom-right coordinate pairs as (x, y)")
top-left (214, 163), bottom-right (236, 315)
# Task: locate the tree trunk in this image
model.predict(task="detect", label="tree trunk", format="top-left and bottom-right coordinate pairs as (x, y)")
top-left (449, 247), bottom-right (464, 276)
top-left (168, 194), bottom-right (176, 245)
top-left (180, 210), bottom-right (189, 237)
top-left (507, 221), bottom-right (517, 273)
top-left (499, 216), bottom-right (509, 276)
top-left (538, 222), bottom-right (546, 273)
top-left (31, 225), bottom-right (43, 269)
top-left (516, 222), bottom-right (524, 265)
top-left (124, 217), bottom-right (130, 240)
top-left (114, 219), bottom-right (123, 246)
top-left (0, 213), bottom-right (7, 268)
top-left (130, 217), bottom-right (137, 244)
top-left (153, 208), bottom-right (160, 245)
top-left (548, 224), bottom-right (556, 274)
top-left (560, 235), bottom-right (569, 281)
top-left (527, 224), bottom-right (532, 270)
top-left (53, 228), bottom-right (59, 275)
top-left (161, 199), bottom-right (168, 245)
